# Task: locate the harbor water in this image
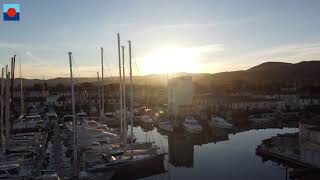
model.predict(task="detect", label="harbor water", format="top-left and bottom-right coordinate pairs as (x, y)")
top-left (132, 126), bottom-right (298, 180)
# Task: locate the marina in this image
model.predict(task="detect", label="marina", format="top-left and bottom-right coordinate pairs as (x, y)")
top-left (1, 2), bottom-right (320, 179)
top-left (0, 51), bottom-right (319, 179)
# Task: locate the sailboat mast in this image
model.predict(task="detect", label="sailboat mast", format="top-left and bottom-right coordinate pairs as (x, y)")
top-left (42, 76), bottom-right (45, 97)
top-left (97, 72), bottom-right (102, 122)
top-left (10, 57), bottom-right (15, 133)
top-left (68, 52), bottom-right (78, 178)
top-left (166, 72), bottom-right (169, 117)
top-left (144, 78), bottom-right (147, 109)
top-left (128, 40), bottom-right (134, 156)
top-left (1, 68), bottom-right (4, 152)
top-left (5, 66), bottom-right (10, 150)
top-left (20, 62), bottom-right (24, 116)
top-left (10, 56), bottom-right (15, 121)
top-left (101, 47), bottom-right (104, 118)
top-left (122, 45), bottom-right (127, 148)
top-left (117, 34), bottom-right (123, 137)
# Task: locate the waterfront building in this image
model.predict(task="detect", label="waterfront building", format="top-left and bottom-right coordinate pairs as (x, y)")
top-left (168, 76), bottom-right (193, 115)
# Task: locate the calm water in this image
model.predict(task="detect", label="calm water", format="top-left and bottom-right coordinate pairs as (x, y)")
top-left (132, 126), bottom-right (298, 180)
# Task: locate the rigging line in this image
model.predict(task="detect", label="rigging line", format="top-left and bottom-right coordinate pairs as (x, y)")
top-left (71, 55), bottom-right (82, 83)
top-left (70, 55), bottom-right (80, 94)
top-left (131, 51), bottom-right (149, 108)
top-left (131, 51), bottom-right (151, 108)
top-left (104, 56), bottom-right (120, 110)
top-left (70, 54), bottom-right (84, 108)
top-left (131, 50), bottom-right (143, 77)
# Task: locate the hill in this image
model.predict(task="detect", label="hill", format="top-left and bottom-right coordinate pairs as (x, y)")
top-left (13, 61), bottom-right (320, 89)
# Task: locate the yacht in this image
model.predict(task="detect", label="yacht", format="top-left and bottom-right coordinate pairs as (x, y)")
top-left (209, 115), bottom-right (233, 129)
top-left (182, 116), bottom-right (202, 134)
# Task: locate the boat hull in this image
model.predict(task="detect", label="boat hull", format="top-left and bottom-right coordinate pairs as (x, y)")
top-left (183, 125), bottom-right (202, 134)
top-left (158, 125), bottom-right (173, 132)
top-left (87, 153), bottom-right (165, 179)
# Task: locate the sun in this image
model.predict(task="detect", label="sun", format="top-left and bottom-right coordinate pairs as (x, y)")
top-left (142, 46), bottom-right (198, 74)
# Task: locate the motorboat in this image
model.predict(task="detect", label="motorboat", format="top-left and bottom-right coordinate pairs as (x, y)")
top-left (158, 118), bottom-right (173, 132)
top-left (77, 111), bottom-right (88, 119)
top-left (250, 117), bottom-right (271, 124)
top-left (249, 114), bottom-right (272, 124)
top-left (13, 115), bottom-right (44, 130)
top-left (209, 115), bottom-right (233, 129)
top-left (182, 116), bottom-right (202, 134)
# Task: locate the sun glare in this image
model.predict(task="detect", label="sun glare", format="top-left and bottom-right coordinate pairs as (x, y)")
top-left (142, 46), bottom-right (199, 74)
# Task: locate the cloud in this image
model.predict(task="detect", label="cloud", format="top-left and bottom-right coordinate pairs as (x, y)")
top-left (144, 17), bottom-right (258, 32)
top-left (185, 44), bottom-right (224, 55)
top-left (258, 43), bottom-right (320, 60)
top-left (202, 42), bottom-right (320, 72)
top-left (234, 42), bottom-right (320, 65)
top-left (138, 43), bottom-right (224, 63)
top-left (148, 23), bottom-right (217, 31)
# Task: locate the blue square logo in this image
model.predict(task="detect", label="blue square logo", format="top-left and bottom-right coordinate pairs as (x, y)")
top-left (3, 4), bottom-right (20, 21)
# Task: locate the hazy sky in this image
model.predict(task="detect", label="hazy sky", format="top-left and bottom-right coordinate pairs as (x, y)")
top-left (1, 0), bottom-right (320, 78)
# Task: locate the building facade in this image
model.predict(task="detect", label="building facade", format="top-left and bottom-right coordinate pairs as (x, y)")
top-left (168, 76), bottom-right (193, 115)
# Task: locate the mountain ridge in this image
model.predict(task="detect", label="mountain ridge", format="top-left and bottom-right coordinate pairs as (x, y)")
top-left (13, 61), bottom-right (320, 87)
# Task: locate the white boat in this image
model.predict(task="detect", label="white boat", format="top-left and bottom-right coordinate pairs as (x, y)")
top-left (76, 111), bottom-right (88, 118)
top-left (209, 115), bottom-right (233, 129)
top-left (182, 116), bottom-right (202, 134)
top-left (13, 115), bottom-right (44, 129)
top-left (158, 118), bottom-right (173, 132)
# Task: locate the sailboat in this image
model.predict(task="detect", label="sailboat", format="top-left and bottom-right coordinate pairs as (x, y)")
top-left (84, 38), bottom-right (165, 179)
top-left (158, 117), bottom-right (173, 132)
top-left (183, 116), bottom-right (202, 134)
top-left (64, 35), bottom-right (165, 179)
